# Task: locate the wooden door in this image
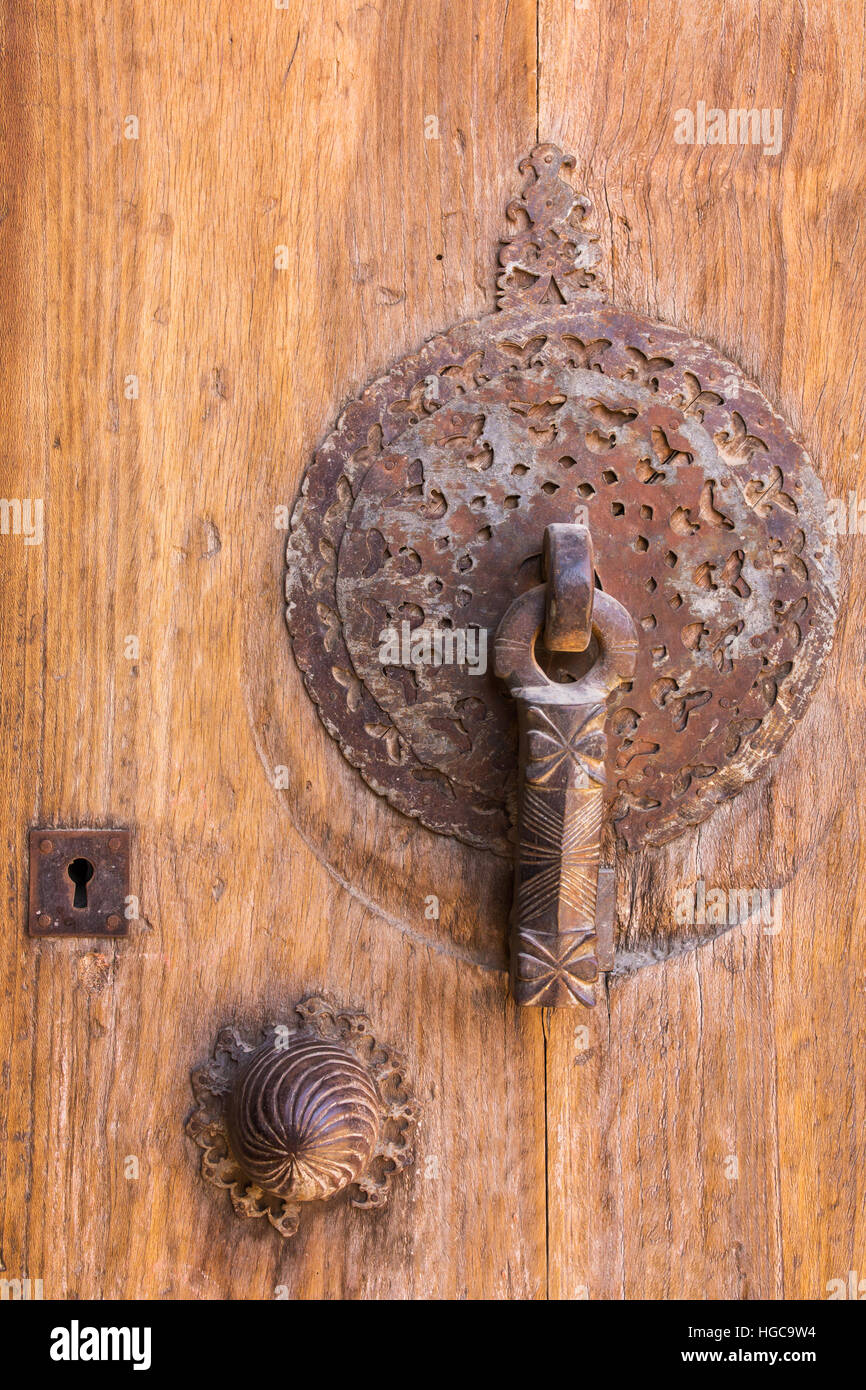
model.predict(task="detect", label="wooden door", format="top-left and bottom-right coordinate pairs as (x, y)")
top-left (1, 0), bottom-right (862, 1302)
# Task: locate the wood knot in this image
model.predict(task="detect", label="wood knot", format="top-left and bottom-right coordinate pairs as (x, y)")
top-left (76, 952), bottom-right (112, 996)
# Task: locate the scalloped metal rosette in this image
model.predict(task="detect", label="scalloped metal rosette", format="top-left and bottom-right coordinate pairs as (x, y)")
top-left (286, 145), bottom-right (838, 859)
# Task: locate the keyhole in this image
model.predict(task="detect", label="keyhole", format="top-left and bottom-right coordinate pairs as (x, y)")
top-left (68, 857), bottom-right (94, 909)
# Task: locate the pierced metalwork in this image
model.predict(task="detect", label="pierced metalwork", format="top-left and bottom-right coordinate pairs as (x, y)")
top-left (287, 143), bottom-right (837, 860)
top-left (285, 145), bottom-right (838, 1000)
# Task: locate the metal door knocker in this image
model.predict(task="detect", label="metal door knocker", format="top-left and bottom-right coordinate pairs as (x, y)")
top-left (286, 144), bottom-right (838, 1007)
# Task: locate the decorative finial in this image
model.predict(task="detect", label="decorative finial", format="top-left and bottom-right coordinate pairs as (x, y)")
top-left (496, 143), bottom-right (605, 310)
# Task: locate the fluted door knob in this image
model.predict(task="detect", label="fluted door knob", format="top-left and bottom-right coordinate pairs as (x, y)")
top-left (187, 997), bottom-right (419, 1237)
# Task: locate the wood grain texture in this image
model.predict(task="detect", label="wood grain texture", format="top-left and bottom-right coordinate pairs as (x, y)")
top-left (1, 0), bottom-right (863, 1303)
top-left (541, 0), bottom-right (866, 1299)
top-left (0, 0), bottom-right (545, 1299)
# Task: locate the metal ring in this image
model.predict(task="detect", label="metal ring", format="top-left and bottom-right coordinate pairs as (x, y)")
top-left (542, 523), bottom-right (594, 653)
top-left (494, 585), bottom-right (638, 703)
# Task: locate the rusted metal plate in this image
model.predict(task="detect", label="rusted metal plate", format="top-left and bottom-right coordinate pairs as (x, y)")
top-left (286, 146), bottom-right (838, 857)
top-left (594, 867), bottom-right (617, 973)
top-left (28, 828), bottom-right (130, 937)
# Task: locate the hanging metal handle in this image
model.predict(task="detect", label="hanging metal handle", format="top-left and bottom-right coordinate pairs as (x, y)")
top-left (494, 524), bottom-right (637, 1006)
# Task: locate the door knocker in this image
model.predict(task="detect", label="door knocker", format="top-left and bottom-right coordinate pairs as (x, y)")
top-left (286, 145), bottom-right (838, 1007)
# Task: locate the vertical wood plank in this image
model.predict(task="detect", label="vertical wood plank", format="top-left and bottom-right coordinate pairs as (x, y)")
top-left (0, 0), bottom-right (545, 1298)
top-left (541, 0), bottom-right (866, 1299)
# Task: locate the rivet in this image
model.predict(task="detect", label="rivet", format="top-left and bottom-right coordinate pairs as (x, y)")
top-left (39, 839), bottom-right (53, 854)
top-left (106, 915), bottom-right (122, 930)
top-left (37, 913), bottom-right (52, 928)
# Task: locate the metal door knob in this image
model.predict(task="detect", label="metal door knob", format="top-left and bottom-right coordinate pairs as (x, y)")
top-left (226, 1033), bottom-right (383, 1202)
top-left (187, 997), bottom-right (418, 1237)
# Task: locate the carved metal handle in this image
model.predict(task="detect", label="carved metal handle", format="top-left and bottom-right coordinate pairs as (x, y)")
top-left (187, 997), bottom-right (418, 1237)
top-left (495, 525), bottom-right (637, 1007)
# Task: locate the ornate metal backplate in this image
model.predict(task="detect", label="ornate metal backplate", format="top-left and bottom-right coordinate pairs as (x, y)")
top-left (287, 145), bottom-right (838, 857)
